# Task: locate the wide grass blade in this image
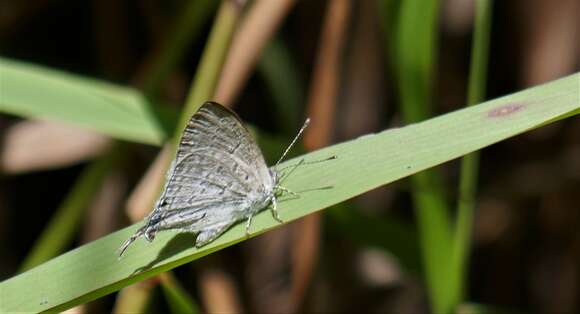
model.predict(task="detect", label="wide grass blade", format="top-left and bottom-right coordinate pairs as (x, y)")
top-left (0, 73), bottom-right (577, 313)
top-left (0, 57), bottom-right (170, 145)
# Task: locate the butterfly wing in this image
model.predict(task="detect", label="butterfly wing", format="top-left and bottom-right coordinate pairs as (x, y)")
top-left (177, 102), bottom-right (271, 183)
top-left (119, 102), bottom-right (276, 256)
top-left (153, 102), bottom-right (274, 228)
top-left (119, 102), bottom-right (275, 256)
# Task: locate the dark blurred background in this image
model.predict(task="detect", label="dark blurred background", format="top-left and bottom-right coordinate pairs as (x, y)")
top-left (0, 0), bottom-right (579, 313)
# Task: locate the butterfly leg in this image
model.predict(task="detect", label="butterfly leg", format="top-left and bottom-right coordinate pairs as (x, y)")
top-left (270, 195), bottom-right (283, 223)
top-left (275, 186), bottom-right (300, 198)
top-left (245, 214), bottom-right (253, 237)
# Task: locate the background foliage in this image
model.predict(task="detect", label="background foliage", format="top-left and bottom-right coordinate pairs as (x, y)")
top-left (0, 0), bottom-right (579, 313)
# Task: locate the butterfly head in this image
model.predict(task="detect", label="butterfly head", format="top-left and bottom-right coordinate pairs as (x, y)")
top-left (269, 168), bottom-right (279, 184)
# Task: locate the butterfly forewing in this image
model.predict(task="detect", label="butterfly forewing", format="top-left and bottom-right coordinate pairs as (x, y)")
top-left (177, 103), bottom-right (271, 181)
top-left (157, 102), bottom-right (274, 219)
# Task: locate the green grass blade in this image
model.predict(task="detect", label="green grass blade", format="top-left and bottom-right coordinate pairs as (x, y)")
top-left (395, 0), bottom-right (440, 122)
top-left (451, 0), bottom-right (494, 308)
top-left (0, 73), bottom-right (577, 313)
top-left (0, 57), bottom-right (169, 145)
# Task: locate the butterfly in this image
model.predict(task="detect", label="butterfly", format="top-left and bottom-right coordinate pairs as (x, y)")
top-left (119, 101), bottom-right (321, 257)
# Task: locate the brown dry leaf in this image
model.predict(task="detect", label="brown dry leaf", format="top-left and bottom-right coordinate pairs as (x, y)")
top-left (112, 278), bottom-right (159, 314)
top-left (303, 0), bottom-right (351, 150)
top-left (520, 0), bottom-right (580, 85)
top-left (442, 0), bottom-right (475, 35)
top-left (214, 0), bottom-right (297, 106)
top-left (0, 119), bottom-right (111, 174)
top-left (61, 304), bottom-right (87, 314)
top-left (198, 267), bottom-right (243, 314)
top-left (338, 0), bottom-right (384, 143)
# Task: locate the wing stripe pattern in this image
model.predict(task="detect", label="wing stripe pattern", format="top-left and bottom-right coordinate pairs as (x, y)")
top-left (157, 102), bottom-right (273, 214)
top-left (119, 102), bottom-right (278, 256)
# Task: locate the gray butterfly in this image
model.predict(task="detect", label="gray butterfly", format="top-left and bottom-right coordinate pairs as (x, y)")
top-left (119, 101), bottom-right (315, 256)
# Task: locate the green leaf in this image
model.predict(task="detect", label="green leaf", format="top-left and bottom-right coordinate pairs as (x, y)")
top-left (0, 57), bottom-right (169, 145)
top-left (0, 73), bottom-right (578, 312)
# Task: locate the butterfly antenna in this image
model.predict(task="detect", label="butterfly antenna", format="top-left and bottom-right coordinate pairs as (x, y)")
top-left (275, 118), bottom-right (310, 167)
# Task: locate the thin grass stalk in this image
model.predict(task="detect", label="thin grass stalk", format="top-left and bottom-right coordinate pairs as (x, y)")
top-left (451, 0), bottom-right (493, 307)
top-left (393, 0), bottom-right (458, 312)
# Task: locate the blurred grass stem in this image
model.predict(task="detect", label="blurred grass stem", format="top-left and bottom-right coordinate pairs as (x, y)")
top-left (451, 0), bottom-right (493, 307)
